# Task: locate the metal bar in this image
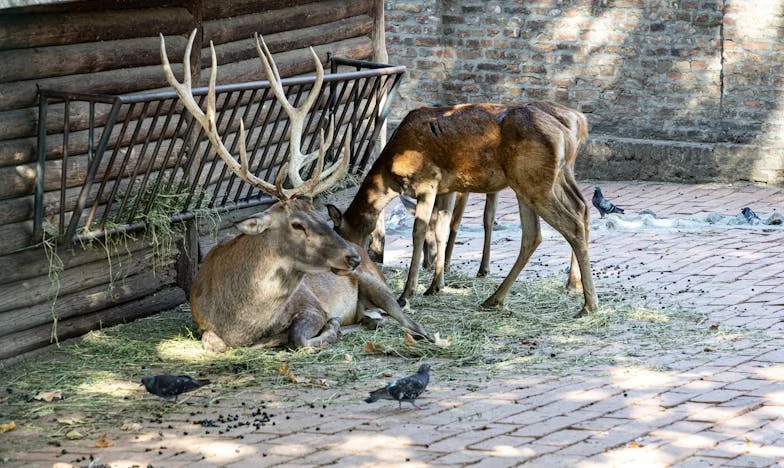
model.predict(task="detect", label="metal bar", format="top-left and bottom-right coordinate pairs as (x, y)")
top-left (209, 89), bottom-right (247, 208)
top-left (64, 98), bottom-right (122, 244)
top-left (331, 57), bottom-right (392, 70)
top-left (117, 65), bottom-right (406, 103)
top-left (169, 94), bottom-right (206, 195)
top-left (125, 99), bottom-right (166, 223)
top-left (142, 96), bottom-right (181, 217)
top-left (33, 96), bottom-right (49, 240)
top-left (98, 101), bottom-right (149, 230)
top-left (190, 89), bottom-right (236, 209)
top-left (352, 77), bottom-right (383, 171)
top-left (59, 99), bottom-right (70, 234)
top-left (233, 88), bottom-right (272, 203)
top-left (220, 87), bottom-right (258, 205)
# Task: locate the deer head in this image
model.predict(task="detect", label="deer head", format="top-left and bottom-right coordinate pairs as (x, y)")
top-left (160, 29), bottom-right (347, 201)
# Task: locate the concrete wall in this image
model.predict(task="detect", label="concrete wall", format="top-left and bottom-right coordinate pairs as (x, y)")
top-left (384, 0), bottom-right (784, 184)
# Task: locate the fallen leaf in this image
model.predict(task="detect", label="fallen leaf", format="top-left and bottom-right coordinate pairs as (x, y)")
top-left (65, 430), bottom-right (84, 440)
top-left (381, 372), bottom-right (393, 377)
top-left (434, 332), bottom-right (451, 348)
top-left (286, 372), bottom-right (298, 384)
top-left (520, 339), bottom-right (530, 345)
top-left (709, 324), bottom-right (719, 331)
top-left (120, 422), bottom-right (143, 431)
top-left (95, 434), bottom-right (113, 448)
top-left (628, 440), bottom-right (642, 448)
top-left (56, 417), bottom-right (84, 426)
top-left (362, 341), bottom-right (383, 353)
top-left (33, 391), bottom-right (63, 402)
top-left (0, 421), bottom-right (15, 433)
top-left (277, 362), bottom-right (289, 376)
top-left (704, 347), bottom-right (715, 352)
top-left (403, 333), bottom-right (418, 346)
top-left (343, 354), bottom-right (352, 361)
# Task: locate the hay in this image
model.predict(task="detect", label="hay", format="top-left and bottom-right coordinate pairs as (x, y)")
top-left (0, 269), bottom-right (749, 434)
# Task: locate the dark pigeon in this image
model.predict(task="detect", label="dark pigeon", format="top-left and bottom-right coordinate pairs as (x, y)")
top-left (365, 364), bottom-right (431, 409)
top-left (741, 207), bottom-right (761, 225)
top-left (592, 186), bottom-right (625, 218)
top-left (140, 374), bottom-right (210, 402)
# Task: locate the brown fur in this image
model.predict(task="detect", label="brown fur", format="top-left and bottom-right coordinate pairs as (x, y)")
top-left (190, 199), bottom-right (429, 351)
top-left (331, 101), bottom-right (598, 315)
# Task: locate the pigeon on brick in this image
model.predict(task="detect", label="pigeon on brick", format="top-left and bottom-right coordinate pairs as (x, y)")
top-left (592, 186), bottom-right (625, 218)
top-left (141, 374), bottom-right (210, 402)
top-left (365, 364), bottom-right (430, 409)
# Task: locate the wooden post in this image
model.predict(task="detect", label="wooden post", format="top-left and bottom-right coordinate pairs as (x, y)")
top-left (368, 0), bottom-right (388, 264)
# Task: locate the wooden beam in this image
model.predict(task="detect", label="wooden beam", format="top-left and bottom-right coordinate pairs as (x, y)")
top-left (203, 0), bottom-right (320, 21)
top-left (0, 8), bottom-right (196, 50)
top-left (0, 62), bottom-right (186, 112)
top-left (201, 37), bottom-right (373, 85)
top-left (204, 15), bottom-right (373, 66)
top-left (0, 36), bottom-right (189, 84)
top-left (203, 0), bottom-right (372, 46)
top-left (0, 243), bottom-right (174, 314)
top-left (0, 286), bottom-right (185, 361)
top-left (0, 269), bottom-right (175, 339)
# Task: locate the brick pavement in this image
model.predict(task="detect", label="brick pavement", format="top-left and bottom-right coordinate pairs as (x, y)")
top-left (4, 181), bottom-right (784, 467)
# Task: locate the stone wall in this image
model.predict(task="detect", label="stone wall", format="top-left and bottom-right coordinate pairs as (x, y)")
top-left (384, 0), bottom-right (784, 184)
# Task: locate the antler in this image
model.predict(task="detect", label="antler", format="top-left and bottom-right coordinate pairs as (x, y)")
top-left (254, 32), bottom-right (338, 187)
top-left (160, 29), bottom-right (347, 200)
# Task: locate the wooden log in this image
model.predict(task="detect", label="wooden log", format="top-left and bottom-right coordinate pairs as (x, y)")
top-left (204, 15), bottom-right (373, 66)
top-left (0, 36), bottom-right (189, 84)
top-left (0, 233), bottom-right (153, 285)
top-left (0, 242), bottom-right (174, 314)
top-left (0, 268), bottom-right (176, 339)
top-left (0, 139), bottom-right (185, 200)
top-left (372, 0), bottom-right (388, 64)
top-left (0, 220), bottom-right (34, 256)
top-left (0, 286), bottom-right (186, 361)
top-left (0, 8), bottom-right (195, 50)
top-left (201, 37), bottom-right (373, 85)
top-left (0, 62), bottom-right (186, 112)
top-left (203, 0), bottom-right (320, 21)
top-left (203, 0), bottom-right (372, 46)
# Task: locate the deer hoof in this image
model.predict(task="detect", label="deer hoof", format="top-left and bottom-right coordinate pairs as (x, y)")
top-left (201, 331), bottom-right (228, 353)
top-left (566, 282), bottom-right (584, 293)
top-left (424, 285), bottom-right (442, 296)
top-left (476, 269), bottom-right (489, 278)
top-left (574, 306), bottom-right (590, 318)
top-left (481, 296), bottom-right (503, 308)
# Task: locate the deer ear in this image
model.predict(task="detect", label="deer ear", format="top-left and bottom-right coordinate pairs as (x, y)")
top-left (326, 204), bottom-right (342, 228)
top-left (236, 214), bottom-right (273, 235)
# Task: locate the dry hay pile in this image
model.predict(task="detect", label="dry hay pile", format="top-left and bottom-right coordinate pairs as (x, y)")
top-left (0, 269), bottom-right (747, 436)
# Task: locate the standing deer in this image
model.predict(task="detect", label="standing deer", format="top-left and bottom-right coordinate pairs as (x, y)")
top-left (161, 30), bottom-right (430, 351)
top-left (328, 101), bottom-right (598, 316)
top-left (425, 101), bottom-right (589, 286)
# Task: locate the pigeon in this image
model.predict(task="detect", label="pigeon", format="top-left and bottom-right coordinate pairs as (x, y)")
top-left (365, 364), bottom-right (431, 409)
top-left (140, 374), bottom-right (210, 402)
top-left (741, 207), bottom-right (761, 225)
top-left (592, 186), bottom-right (625, 218)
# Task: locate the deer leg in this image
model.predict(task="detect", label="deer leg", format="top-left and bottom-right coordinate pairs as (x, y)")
top-left (357, 271), bottom-right (432, 341)
top-left (482, 199), bottom-right (541, 308)
top-left (562, 170), bottom-right (588, 292)
top-left (534, 187), bottom-right (598, 316)
top-left (425, 192), bottom-right (456, 296)
top-left (306, 317), bottom-right (342, 348)
top-left (398, 190), bottom-right (437, 306)
top-left (368, 207), bottom-right (386, 263)
top-left (422, 207), bottom-right (438, 270)
top-left (201, 330), bottom-right (228, 353)
top-left (478, 191), bottom-right (498, 277)
top-left (444, 192), bottom-right (468, 274)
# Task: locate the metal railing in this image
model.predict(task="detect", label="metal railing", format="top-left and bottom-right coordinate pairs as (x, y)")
top-left (35, 58), bottom-right (405, 245)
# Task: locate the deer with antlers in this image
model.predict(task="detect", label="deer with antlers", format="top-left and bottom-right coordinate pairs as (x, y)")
top-left (328, 101), bottom-right (598, 316)
top-left (161, 30), bottom-right (430, 351)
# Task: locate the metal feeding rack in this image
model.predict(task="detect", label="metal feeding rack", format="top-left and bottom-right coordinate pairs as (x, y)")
top-left (35, 57), bottom-right (404, 245)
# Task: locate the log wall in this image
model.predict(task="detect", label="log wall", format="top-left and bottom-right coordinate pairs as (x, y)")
top-left (0, 0), bottom-right (379, 360)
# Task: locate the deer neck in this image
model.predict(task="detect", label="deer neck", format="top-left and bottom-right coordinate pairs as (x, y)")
top-left (342, 171), bottom-right (399, 245)
top-left (241, 234), bottom-right (307, 310)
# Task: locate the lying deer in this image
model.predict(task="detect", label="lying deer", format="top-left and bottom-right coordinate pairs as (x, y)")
top-left (161, 30), bottom-right (430, 351)
top-left (328, 101), bottom-right (598, 316)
